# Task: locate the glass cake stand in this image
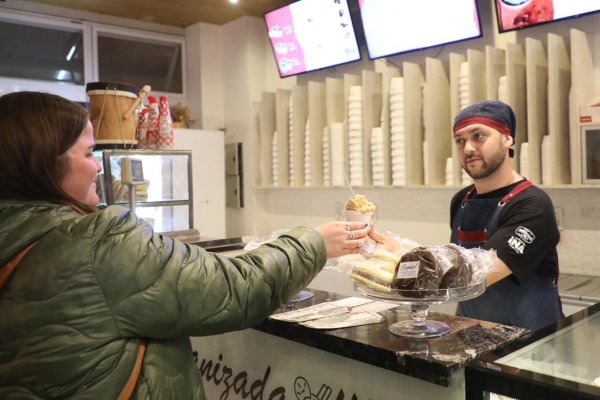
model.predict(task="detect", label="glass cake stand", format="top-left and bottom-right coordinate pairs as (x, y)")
top-left (353, 281), bottom-right (486, 339)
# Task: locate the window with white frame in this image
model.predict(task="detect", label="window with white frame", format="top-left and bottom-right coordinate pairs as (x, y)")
top-left (94, 26), bottom-right (185, 95)
top-left (0, 11), bottom-right (92, 102)
top-left (0, 10), bottom-right (185, 102)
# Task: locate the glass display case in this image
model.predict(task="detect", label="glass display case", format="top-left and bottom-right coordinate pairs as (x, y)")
top-left (465, 302), bottom-right (600, 400)
top-left (95, 149), bottom-right (193, 233)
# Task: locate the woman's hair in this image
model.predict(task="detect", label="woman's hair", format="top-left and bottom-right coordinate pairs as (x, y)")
top-left (0, 91), bottom-right (96, 213)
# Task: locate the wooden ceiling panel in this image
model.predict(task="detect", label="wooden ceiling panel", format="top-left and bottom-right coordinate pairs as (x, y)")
top-left (27, 0), bottom-right (291, 27)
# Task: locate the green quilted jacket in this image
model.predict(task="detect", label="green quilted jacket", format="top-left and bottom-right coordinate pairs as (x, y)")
top-left (0, 201), bottom-right (326, 399)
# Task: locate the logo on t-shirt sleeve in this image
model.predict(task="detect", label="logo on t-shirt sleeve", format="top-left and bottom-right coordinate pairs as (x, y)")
top-left (507, 226), bottom-right (535, 254)
top-left (515, 226), bottom-right (535, 243)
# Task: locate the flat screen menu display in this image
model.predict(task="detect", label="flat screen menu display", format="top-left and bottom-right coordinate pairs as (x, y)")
top-left (496, 0), bottom-right (600, 33)
top-left (359, 0), bottom-right (482, 59)
top-left (264, 0), bottom-right (361, 78)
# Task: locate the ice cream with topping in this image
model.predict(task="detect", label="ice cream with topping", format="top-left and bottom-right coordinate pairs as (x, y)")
top-left (345, 194), bottom-right (376, 213)
top-left (344, 194), bottom-right (375, 222)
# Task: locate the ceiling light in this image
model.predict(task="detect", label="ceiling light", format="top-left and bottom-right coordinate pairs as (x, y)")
top-left (229, 0), bottom-right (239, 3)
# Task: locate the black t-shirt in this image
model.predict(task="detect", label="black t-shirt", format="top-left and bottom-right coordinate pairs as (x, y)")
top-left (450, 180), bottom-right (560, 282)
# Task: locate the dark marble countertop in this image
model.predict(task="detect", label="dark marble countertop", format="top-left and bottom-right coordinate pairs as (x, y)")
top-left (255, 289), bottom-right (530, 387)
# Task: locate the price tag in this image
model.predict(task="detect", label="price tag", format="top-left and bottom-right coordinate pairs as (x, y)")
top-left (397, 261), bottom-right (419, 279)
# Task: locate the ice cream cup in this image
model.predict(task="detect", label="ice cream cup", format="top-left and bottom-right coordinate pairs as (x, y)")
top-left (344, 210), bottom-right (374, 224)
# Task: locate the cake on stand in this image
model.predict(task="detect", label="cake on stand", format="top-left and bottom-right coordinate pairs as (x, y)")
top-left (354, 281), bottom-right (486, 338)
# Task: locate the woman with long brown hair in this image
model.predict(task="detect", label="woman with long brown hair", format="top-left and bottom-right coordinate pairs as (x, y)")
top-left (0, 91), bottom-right (370, 399)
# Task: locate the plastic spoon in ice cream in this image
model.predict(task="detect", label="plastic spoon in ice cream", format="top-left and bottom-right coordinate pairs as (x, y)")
top-left (343, 170), bottom-right (356, 197)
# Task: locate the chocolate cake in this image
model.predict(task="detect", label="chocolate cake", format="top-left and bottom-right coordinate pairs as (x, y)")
top-left (439, 243), bottom-right (473, 289)
top-left (394, 246), bottom-right (452, 297)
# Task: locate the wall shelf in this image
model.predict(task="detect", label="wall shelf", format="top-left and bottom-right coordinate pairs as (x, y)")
top-left (256, 31), bottom-right (598, 190)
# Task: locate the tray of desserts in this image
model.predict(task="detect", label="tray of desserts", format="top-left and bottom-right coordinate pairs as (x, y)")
top-left (350, 243), bottom-right (491, 304)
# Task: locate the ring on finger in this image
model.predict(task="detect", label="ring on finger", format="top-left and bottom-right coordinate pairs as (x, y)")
top-left (349, 231), bottom-right (355, 240)
top-left (345, 222), bottom-right (351, 231)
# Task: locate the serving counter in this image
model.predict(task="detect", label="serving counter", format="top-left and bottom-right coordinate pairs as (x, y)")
top-left (190, 289), bottom-right (529, 400)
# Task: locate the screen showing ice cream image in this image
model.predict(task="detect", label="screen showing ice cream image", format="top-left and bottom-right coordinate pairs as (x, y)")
top-left (358, 0), bottom-right (482, 59)
top-left (495, 0), bottom-right (600, 33)
top-left (264, 0), bottom-right (361, 78)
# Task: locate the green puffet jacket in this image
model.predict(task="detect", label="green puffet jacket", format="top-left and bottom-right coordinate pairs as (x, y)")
top-left (0, 201), bottom-right (326, 399)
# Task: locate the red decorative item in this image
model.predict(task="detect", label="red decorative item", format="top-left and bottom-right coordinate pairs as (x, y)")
top-left (157, 95), bottom-right (174, 150)
top-left (146, 96), bottom-right (160, 149)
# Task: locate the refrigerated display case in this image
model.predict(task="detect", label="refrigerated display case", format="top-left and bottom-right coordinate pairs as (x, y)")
top-left (95, 149), bottom-right (193, 233)
top-left (465, 302), bottom-right (600, 400)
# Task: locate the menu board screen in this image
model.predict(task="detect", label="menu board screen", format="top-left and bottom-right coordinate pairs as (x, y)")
top-left (264, 0), bottom-right (361, 78)
top-left (496, 0), bottom-right (600, 33)
top-left (359, 0), bottom-right (482, 59)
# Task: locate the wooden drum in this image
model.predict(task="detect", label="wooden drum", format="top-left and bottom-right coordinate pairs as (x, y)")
top-left (86, 81), bottom-right (140, 147)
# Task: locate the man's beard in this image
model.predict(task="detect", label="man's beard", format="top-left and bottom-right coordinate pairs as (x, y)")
top-left (463, 146), bottom-right (506, 180)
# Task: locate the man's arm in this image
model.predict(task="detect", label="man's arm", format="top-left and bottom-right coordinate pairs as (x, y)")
top-left (486, 256), bottom-right (512, 286)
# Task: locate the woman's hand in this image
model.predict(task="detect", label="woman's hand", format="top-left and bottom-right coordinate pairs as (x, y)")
top-left (368, 230), bottom-right (400, 253)
top-left (314, 221), bottom-right (371, 258)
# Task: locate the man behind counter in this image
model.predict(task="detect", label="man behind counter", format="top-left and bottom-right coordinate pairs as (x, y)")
top-left (370, 100), bottom-right (562, 331)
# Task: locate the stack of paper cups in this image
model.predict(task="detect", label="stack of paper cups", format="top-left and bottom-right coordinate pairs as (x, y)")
top-left (390, 77), bottom-right (406, 186)
top-left (304, 119), bottom-right (311, 186)
top-left (371, 127), bottom-right (384, 186)
top-left (445, 157), bottom-right (454, 186)
top-left (348, 85), bottom-right (364, 186)
top-left (458, 62), bottom-right (470, 110)
top-left (288, 96), bottom-right (295, 185)
top-left (322, 126), bottom-right (330, 186)
top-left (498, 76), bottom-right (508, 103)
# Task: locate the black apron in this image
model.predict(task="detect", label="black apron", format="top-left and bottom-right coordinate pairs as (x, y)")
top-left (451, 181), bottom-right (561, 331)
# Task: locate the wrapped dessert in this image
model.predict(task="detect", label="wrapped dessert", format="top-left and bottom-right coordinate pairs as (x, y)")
top-left (350, 259), bottom-right (396, 294)
top-left (344, 243), bottom-right (495, 298)
top-left (393, 244), bottom-right (494, 298)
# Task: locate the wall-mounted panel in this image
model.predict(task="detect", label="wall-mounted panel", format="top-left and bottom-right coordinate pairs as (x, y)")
top-left (449, 52), bottom-right (466, 186)
top-left (569, 29), bottom-right (596, 185)
top-left (547, 33), bottom-right (572, 185)
top-left (424, 57), bottom-right (451, 186)
top-left (525, 37), bottom-right (548, 184)
top-left (403, 62), bottom-right (425, 186)
top-left (308, 81), bottom-right (326, 186)
top-left (259, 91), bottom-right (275, 186)
top-left (505, 42), bottom-right (527, 173)
top-left (291, 85), bottom-right (308, 186)
top-left (361, 70), bottom-right (382, 187)
top-left (485, 46), bottom-right (506, 100)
